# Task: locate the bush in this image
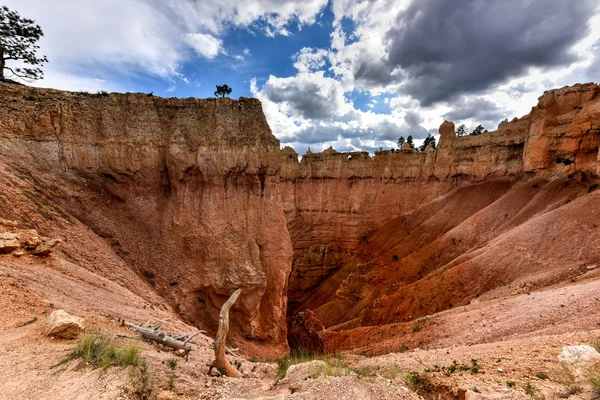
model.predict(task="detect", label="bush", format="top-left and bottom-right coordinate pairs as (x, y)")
top-left (66, 334), bottom-right (141, 369)
top-left (406, 371), bottom-right (432, 392)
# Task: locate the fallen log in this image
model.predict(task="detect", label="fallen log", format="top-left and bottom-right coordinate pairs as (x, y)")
top-left (207, 288), bottom-right (242, 378)
top-left (124, 320), bottom-right (204, 352)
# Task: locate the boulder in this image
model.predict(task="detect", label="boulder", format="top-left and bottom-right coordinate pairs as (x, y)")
top-left (32, 238), bottom-right (61, 256)
top-left (47, 310), bottom-right (84, 339)
top-left (0, 218), bottom-right (18, 228)
top-left (0, 232), bottom-right (20, 253)
top-left (278, 360), bottom-right (326, 391)
top-left (558, 345), bottom-right (600, 380)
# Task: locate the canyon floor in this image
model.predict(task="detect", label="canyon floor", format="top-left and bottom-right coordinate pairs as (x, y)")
top-left (1, 247), bottom-right (598, 399)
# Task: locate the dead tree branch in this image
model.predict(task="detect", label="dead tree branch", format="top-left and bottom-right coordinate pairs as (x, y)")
top-left (123, 320), bottom-right (205, 352)
top-left (207, 288), bottom-right (242, 378)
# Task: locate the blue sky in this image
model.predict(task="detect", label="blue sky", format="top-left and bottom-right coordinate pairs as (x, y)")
top-left (4, 0), bottom-right (600, 156)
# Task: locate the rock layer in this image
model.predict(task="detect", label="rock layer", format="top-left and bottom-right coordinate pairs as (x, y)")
top-left (0, 83), bottom-right (292, 357)
top-left (282, 83), bottom-right (600, 350)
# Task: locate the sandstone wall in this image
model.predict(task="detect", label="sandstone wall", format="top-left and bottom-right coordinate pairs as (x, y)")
top-left (0, 83), bottom-right (292, 356)
top-left (281, 82), bottom-right (600, 324)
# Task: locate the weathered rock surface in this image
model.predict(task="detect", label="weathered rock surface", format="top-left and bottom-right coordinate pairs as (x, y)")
top-left (282, 82), bottom-right (600, 349)
top-left (47, 309), bottom-right (84, 339)
top-left (1, 81), bottom-right (599, 359)
top-left (0, 83), bottom-right (292, 357)
top-left (0, 232), bottom-right (20, 253)
top-left (558, 345), bottom-right (600, 380)
top-left (278, 360), bottom-right (327, 391)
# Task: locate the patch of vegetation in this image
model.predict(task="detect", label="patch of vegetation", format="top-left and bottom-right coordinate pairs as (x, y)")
top-left (524, 381), bottom-right (536, 396)
top-left (167, 359), bottom-right (177, 370)
top-left (65, 334), bottom-right (141, 369)
top-left (16, 316), bottom-right (38, 327)
top-left (386, 364), bottom-right (399, 379)
top-left (589, 365), bottom-right (600, 396)
top-left (591, 336), bottom-right (600, 353)
top-left (127, 359), bottom-right (154, 400)
top-left (167, 373), bottom-right (175, 391)
top-left (425, 359), bottom-right (480, 376)
top-left (535, 372), bottom-right (548, 380)
top-left (275, 348), bottom-right (349, 382)
top-left (406, 371), bottom-right (432, 393)
top-left (413, 318), bottom-right (425, 333)
top-left (96, 90), bottom-right (109, 97)
top-left (507, 380), bottom-right (516, 388)
top-left (559, 384), bottom-right (583, 398)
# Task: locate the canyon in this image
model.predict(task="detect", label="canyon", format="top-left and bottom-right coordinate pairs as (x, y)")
top-left (1, 81), bottom-right (600, 399)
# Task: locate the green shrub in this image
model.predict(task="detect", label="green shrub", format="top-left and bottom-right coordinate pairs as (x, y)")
top-left (66, 334), bottom-right (140, 369)
top-left (406, 371), bottom-right (432, 392)
top-left (535, 372), bottom-right (548, 380)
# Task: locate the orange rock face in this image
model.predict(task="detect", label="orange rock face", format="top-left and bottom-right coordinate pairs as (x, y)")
top-left (1, 81), bottom-right (599, 358)
top-left (0, 83), bottom-right (292, 357)
top-left (282, 82), bottom-right (600, 351)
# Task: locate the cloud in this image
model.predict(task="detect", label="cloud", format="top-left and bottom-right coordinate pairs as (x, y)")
top-left (382, 0), bottom-right (598, 105)
top-left (184, 33), bottom-right (223, 59)
top-left (443, 97), bottom-right (507, 126)
top-left (2, 0), bottom-right (329, 88)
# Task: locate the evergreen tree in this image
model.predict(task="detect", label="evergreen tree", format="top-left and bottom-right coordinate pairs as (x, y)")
top-left (214, 84), bottom-right (233, 98)
top-left (419, 134), bottom-right (437, 151)
top-left (456, 124), bottom-right (467, 136)
top-left (406, 135), bottom-right (415, 150)
top-left (0, 6), bottom-right (48, 82)
top-left (397, 136), bottom-right (405, 148)
top-left (470, 124), bottom-right (486, 136)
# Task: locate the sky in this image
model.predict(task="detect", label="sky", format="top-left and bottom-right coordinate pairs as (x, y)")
top-left (4, 0), bottom-right (600, 155)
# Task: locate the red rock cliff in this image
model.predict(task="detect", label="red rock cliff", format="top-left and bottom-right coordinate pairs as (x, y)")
top-left (0, 83), bottom-right (292, 357)
top-left (281, 83), bottom-right (600, 351)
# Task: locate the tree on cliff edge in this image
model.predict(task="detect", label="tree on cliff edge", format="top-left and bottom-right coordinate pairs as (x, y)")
top-left (397, 136), bottom-right (405, 148)
top-left (214, 84), bottom-right (232, 98)
top-left (0, 6), bottom-right (47, 82)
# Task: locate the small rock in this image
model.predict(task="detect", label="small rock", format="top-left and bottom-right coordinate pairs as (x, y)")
top-left (558, 345), bottom-right (600, 380)
top-left (0, 232), bottom-right (20, 253)
top-left (0, 218), bottom-right (18, 227)
top-left (176, 349), bottom-right (187, 357)
top-left (32, 238), bottom-right (61, 256)
top-left (586, 265), bottom-right (598, 270)
top-left (24, 235), bottom-right (42, 249)
top-left (12, 249), bottom-right (27, 257)
top-left (47, 309), bottom-right (84, 339)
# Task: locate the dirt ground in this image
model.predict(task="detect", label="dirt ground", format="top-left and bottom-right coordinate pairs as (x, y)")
top-left (2, 250), bottom-right (599, 400)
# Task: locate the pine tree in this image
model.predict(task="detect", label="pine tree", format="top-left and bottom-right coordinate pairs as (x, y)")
top-left (419, 134), bottom-right (437, 151)
top-left (470, 124), bottom-right (486, 136)
top-left (0, 6), bottom-right (47, 82)
top-left (456, 124), bottom-right (467, 136)
top-left (214, 84), bottom-right (233, 98)
top-left (397, 136), bottom-right (405, 148)
top-left (406, 135), bottom-right (415, 150)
